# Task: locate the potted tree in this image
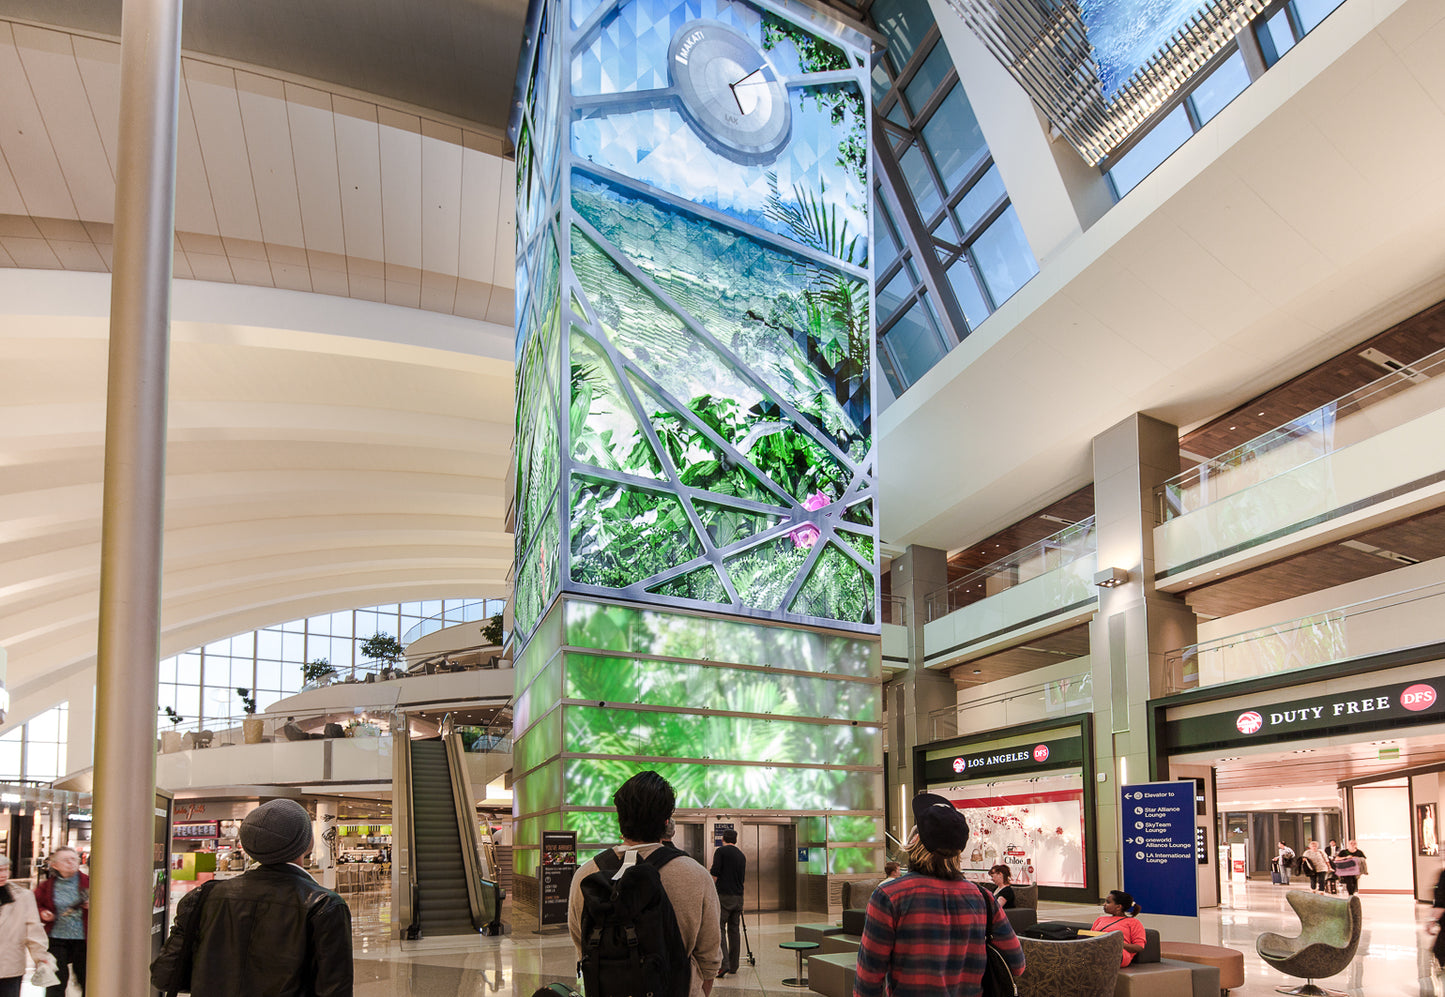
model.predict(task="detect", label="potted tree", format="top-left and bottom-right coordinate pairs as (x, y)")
top-left (358, 632), bottom-right (404, 678)
top-left (236, 687), bottom-right (263, 744)
top-left (161, 707), bottom-right (185, 753)
top-left (302, 657), bottom-right (336, 688)
top-left (481, 613), bottom-right (505, 647)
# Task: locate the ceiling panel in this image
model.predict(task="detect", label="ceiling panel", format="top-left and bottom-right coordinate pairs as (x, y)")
top-left (13, 25), bottom-right (113, 222)
top-left (0, 23), bottom-right (76, 219)
top-left (0, 19), bottom-right (516, 323)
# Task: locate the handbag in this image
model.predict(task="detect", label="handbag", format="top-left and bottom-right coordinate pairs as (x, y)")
top-left (976, 883), bottom-right (1018, 997)
top-left (1022, 921), bottom-right (1079, 941)
top-left (30, 958), bottom-right (59, 989)
top-left (1357, 856), bottom-right (1368, 876)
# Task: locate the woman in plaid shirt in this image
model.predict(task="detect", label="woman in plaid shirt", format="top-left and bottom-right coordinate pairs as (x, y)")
top-left (855, 794), bottom-right (1025, 996)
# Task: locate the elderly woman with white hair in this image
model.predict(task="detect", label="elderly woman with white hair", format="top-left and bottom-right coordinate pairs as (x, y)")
top-left (0, 855), bottom-right (54, 996)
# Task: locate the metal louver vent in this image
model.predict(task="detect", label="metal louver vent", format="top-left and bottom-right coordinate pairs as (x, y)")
top-left (944, 0), bottom-right (1268, 165)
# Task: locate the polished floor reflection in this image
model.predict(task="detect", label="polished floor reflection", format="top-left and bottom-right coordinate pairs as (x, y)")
top-left (21, 879), bottom-right (1445, 995)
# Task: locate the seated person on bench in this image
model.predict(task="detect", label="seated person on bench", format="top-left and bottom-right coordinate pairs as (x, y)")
top-left (1091, 891), bottom-right (1145, 967)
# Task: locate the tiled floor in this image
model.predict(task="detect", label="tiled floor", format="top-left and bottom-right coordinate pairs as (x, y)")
top-left (21, 879), bottom-right (1445, 994)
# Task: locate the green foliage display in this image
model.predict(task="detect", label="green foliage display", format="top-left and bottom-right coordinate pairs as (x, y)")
top-left (759, 12), bottom-right (866, 186)
top-left (565, 810), bottom-right (622, 845)
top-left (789, 542), bottom-right (874, 624)
top-left (830, 847), bottom-right (883, 875)
top-left (570, 476), bottom-right (704, 587)
top-left (828, 815), bottom-right (883, 843)
top-left (563, 757), bottom-right (877, 811)
top-left (564, 653), bottom-right (879, 721)
top-left (562, 705), bottom-right (875, 768)
top-left (564, 599), bottom-right (878, 677)
top-left (514, 709), bottom-right (562, 778)
top-left (570, 329), bottom-right (663, 478)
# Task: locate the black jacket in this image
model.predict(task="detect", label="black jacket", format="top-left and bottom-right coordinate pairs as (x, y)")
top-left (152, 864), bottom-right (352, 996)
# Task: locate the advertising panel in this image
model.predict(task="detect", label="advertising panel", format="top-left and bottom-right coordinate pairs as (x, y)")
top-left (1121, 782), bottom-right (1197, 919)
top-left (540, 830), bottom-right (578, 927)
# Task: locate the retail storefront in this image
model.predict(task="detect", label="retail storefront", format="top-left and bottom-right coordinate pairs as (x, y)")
top-left (915, 714), bottom-right (1098, 903)
top-left (1151, 651), bottom-right (1445, 899)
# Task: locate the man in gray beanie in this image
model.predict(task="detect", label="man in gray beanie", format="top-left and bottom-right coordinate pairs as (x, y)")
top-left (152, 799), bottom-right (353, 996)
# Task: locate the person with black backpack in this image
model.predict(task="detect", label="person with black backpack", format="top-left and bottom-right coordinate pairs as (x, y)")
top-left (567, 771), bottom-right (722, 997)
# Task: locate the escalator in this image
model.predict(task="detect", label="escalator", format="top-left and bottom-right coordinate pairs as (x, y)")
top-left (395, 722), bottom-right (503, 938)
top-left (409, 739), bottom-right (475, 935)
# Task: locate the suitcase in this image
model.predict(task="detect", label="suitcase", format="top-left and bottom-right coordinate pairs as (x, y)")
top-left (1271, 871), bottom-right (1286, 885)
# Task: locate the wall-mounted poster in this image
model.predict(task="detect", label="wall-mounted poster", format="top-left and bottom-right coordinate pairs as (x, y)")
top-left (1418, 803), bottom-right (1438, 856)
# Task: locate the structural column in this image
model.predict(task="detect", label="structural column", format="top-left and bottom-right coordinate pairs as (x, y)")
top-left (886, 544), bottom-right (956, 845)
top-left (1089, 414), bottom-right (1197, 901)
top-left (90, 1), bottom-right (181, 993)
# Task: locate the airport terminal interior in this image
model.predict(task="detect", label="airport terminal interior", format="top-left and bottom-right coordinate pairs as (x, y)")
top-left (5, 0), bottom-right (1445, 993)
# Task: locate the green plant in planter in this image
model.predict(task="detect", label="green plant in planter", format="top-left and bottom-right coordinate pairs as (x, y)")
top-left (481, 613), bottom-right (505, 647)
top-left (302, 658), bottom-right (336, 684)
top-left (235, 688), bottom-right (257, 715)
top-left (163, 706), bottom-right (184, 726)
top-left (359, 633), bottom-right (404, 668)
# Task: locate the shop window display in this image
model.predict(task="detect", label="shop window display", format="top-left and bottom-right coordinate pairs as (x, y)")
top-left (943, 774), bottom-right (1087, 888)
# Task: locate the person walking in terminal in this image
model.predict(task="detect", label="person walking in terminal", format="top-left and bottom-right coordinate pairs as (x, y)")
top-left (1273, 841), bottom-right (1295, 883)
top-left (1301, 840), bottom-right (1331, 893)
top-left (855, 794), bottom-right (1024, 997)
top-left (1092, 891), bottom-right (1146, 967)
top-left (33, 846), bottom-right (86, 997)
top-left (0, 855), bottom-right (55, 997)
top-left (1335, 840), bottom-right (1368, 896)
top-left (710, 827), bottom-right (746, 979)
top-left (151, 799), bottom-right (354, 997)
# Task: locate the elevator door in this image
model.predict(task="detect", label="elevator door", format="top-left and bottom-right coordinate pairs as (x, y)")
top-left (737, 823), bottom-right (795, 912)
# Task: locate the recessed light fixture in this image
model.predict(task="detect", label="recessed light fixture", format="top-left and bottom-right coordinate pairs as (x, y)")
top-left (973, 669), bottom-right (981, 675)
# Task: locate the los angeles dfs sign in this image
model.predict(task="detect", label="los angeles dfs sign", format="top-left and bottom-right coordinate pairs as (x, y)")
top-left (1165, 676), bottom-right (1445, 752)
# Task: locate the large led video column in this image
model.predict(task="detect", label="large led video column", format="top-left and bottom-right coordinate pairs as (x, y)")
top-left (510, 0), bottom-right (880, 904)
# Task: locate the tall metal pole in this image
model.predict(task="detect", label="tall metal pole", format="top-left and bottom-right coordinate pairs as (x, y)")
top-left (90, 1), bottom-right (181, 993)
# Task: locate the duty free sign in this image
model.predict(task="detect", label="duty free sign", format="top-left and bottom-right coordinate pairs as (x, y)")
top-left (1164, 675), bottom-right (1442, 752)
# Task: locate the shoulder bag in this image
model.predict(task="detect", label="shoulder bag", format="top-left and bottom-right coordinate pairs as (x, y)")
top-left (975, 882), bottom-right (1018, 997)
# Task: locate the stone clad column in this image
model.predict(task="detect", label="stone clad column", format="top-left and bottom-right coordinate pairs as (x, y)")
top-left (1089, 414), bottom-right (1198, 898)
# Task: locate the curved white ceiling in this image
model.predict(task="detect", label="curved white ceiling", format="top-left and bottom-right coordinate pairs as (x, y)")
top-left (0, 18), bottom-right (516, 323)
top-left (1, 271), bottom-right (516, 717)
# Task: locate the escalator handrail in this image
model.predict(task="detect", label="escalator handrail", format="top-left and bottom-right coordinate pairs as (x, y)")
top-left (443, 729), bottom-right (490, 931)
top-left (395, 717), bottom-right (421, 939)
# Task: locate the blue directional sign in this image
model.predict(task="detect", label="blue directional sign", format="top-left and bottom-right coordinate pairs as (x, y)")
top-left (1121, 781), bottom-right (1197, 918)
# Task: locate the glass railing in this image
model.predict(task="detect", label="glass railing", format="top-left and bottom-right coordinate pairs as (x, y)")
top-left (925, 517), bottom-right (1097, 622)
top-left (931, 668), bottom-right (1092, 740)
top-left (1163, 578), bottom-right (1445, 694)
top-left (1157, 345), bottom-right (1445, 523)
top-left (401, 599), bottom-right (506, 645)
top-left (881, 594), bottom-right (907, 626)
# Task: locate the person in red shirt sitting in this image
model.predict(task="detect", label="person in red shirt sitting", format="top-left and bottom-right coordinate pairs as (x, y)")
top-left (1091, 891), bottom-right (1145, 966)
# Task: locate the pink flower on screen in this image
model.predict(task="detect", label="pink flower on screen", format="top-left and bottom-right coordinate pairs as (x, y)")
top-left (789, 492), bottom-right (830, 549)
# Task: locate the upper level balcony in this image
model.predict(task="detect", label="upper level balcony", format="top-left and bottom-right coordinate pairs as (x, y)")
top-left (1163, 574), bottom-right (1445, 695)
top-left (1155, 347), bottom-right (1445, 589)
top-left (923, 518), bottom-right (1097, 668)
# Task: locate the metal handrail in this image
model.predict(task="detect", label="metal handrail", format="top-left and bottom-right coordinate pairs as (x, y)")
top-left (394, 710), bottom-right (420, 939)
top-left (925, 517), bottom-right (1097, 620)
top-left (444, 727), bottom-right (494, 932)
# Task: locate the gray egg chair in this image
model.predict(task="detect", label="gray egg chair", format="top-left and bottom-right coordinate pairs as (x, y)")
top-left (1256, 891), bottom-right (1361, 996)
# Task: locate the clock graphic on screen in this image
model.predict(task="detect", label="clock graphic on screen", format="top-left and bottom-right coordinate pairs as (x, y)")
top-left (668, 20), bottom-right (792, 166)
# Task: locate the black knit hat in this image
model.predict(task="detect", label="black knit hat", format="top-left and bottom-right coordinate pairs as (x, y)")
top-left (240, 799), bottom-right (313, 865)
top-left (912, 792), bottom-right (969, 855)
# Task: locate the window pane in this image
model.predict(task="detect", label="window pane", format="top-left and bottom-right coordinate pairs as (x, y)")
top-left (331, 637), bottom-right (356, 667)
top-left (921, 84), bottom-right (987, 194)
top-left (874, 199), bottom-right (901, 275)
top-left (1257, 10), bottom-right (1296, 66)
top-left (898, 143), bottom-right (941, 222)
top-left (870, 0), bottom-right (934, 74)
top-left (331, 612), bottom-right (354, 637)
top-left (903, 43), bottom-right (951, 117)
top-left (1108, 105), bottom-right (1193, 197)
top-left (1294, 0), bottom-right (1344, 34)
top-left (256, 660), bottom-right (282, 691)
top-left (203, 655), bottom-right (231, 688)
top-left (1188, 51), bottom-right (1249, 126)
top-left (0, 729), bottom-right (21, 782)
top-left (158, 656), bottom-right (178, 684)
top-left (871, 62), bottom-right (893, 105)
top-left (256, 630), bottom-right (283, 659)
top-left (971, 205), bottom-right (1037, 307)
top-left (946, 256), bottom-right (991, 330)
top-left (885, 100), bottom-right (908, 127)
top-left (954, 164), bottom-right (1006, 236)
top-left (176, 652), bottom-right (201, 686)
top-left (282, 632), bottom-right (305, 661)
top-left (204, 638), bottom-right (231, 656)
top-left (230, 632), bottom-right (254, 658)
top-left (881, 296), bottom-right (947, 387)
top-left (877, 267), bottom-right (915, 323)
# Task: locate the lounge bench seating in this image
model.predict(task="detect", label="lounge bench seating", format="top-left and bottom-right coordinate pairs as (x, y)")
top-left (1055, 921), bottom-right (1220, 997)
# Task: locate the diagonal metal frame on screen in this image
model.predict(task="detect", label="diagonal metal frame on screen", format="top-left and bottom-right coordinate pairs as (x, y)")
top-left (510, 0), bottom-right (880, 650)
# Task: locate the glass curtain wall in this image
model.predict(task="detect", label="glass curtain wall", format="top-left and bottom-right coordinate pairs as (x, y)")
top-left (0, 704), bottom-right (69, 784)
top-left (157, 598), bottom-right (501, 732)
top-left (862, 0), bottom-right (1038, 397)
